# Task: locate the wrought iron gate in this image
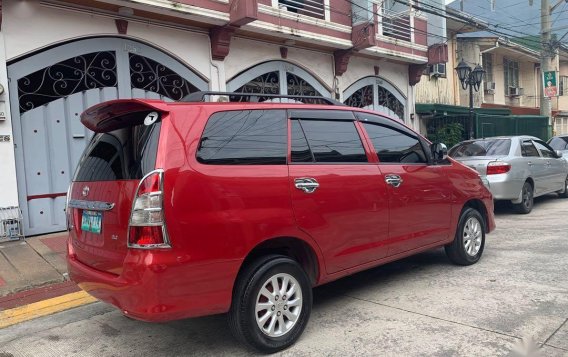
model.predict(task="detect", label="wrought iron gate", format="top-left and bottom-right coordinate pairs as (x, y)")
top-left (8, 37), bottom-right (207, 236)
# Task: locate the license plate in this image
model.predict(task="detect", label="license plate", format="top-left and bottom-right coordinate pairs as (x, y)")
top-left (81, 210), bottom-right (102, 234)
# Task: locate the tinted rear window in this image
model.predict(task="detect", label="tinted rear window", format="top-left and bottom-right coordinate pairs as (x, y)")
top-left (548, 137), bottom-right (568, 150)
top-left (449, 139), bottom-right (511, 158)
top-left (197, 110), bottom-right (287, 165)
top-left (291, 120), bottom-right (368, 163)
top-left (74, 116), bottom-right (161, 182)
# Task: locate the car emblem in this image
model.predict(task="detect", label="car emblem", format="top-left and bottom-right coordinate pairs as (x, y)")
top-left (82, 186), bottom-right (90, 197)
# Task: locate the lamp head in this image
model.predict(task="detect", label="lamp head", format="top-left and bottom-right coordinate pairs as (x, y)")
top-left (455, 59), bottom-right (471, 84)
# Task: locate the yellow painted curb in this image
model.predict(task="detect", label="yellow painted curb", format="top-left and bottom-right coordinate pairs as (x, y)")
top-left (0, 291), bottom-right (98, 328)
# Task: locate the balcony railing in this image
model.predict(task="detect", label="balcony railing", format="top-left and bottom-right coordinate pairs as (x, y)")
top-left (381, 8), bottom-right (411, 42)
top-left (278, 0), bottom-right (326, 19)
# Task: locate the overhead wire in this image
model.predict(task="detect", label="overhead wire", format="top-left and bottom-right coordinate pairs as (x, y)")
top-left (412, 0), bottom-right (545, 41)
top-left (327, 0), bottom-right (565, 55)
top-left (406, 0), bottom-right (548, 48)
top-left (341, 0), bottom-right (450, 43)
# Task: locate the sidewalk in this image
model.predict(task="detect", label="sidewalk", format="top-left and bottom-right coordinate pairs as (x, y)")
top-left (0, 233), bottom-right (73, 300)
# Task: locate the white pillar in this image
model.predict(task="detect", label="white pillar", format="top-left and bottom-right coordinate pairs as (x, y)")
top-left (0, 33), bottom-right (20, 208)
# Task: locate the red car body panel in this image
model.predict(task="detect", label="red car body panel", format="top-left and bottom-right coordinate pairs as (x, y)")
top-left (289, 164), bottom-right (390, 273)
top-left (68, 100), bottom-right (495, 322)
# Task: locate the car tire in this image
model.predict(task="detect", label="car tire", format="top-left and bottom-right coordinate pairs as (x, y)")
top-left (512, 181), bottom-right (534, 214)
top-left (558, 176), bottom-right (568, 198)
top-left (228, 255), bottom-right (312, 353)
top-left (445, 207), bottom-right (485, 266)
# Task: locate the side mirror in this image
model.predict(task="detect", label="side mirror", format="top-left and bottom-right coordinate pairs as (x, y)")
top-left (431, 143), bottom-right (448, 163)
top-left (555, 150), bottom-right (563, 158)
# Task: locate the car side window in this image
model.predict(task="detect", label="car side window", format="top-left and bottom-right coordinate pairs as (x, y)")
top-left (197, 110), bottom-right (287, 165)
top-left (291, 119), bottom-right (368, 163)
top-left (290, 120), bottom-right (313, 163)
top-left (362, 123), bottom-right (427, 164)
top-left (521, 140), bottom-right (540, 157)
top-left (533, 140), bottom-right (556, 158)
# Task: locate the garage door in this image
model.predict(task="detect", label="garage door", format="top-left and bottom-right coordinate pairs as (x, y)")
top-left (7, 37), bottom-right (208, 236)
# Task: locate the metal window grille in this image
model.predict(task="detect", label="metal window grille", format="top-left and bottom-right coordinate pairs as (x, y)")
top-left (482, 53), bottom-right (493, 84)
top-left (503, 58), bottom-right (520, 93)
top-left (560, 76), bottom-right (567, 96)
top-left (382, 9), bottom-right (411, 42)
top-left (278, 0), bottom-right (325, 19)
top-left (0, 207), bottom-right (24, 242)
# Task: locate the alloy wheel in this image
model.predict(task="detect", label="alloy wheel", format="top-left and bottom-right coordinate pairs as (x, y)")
top-left (463, 217), bottom-right (482, 256)
top-left (255, 273), bottom-right (303, 337)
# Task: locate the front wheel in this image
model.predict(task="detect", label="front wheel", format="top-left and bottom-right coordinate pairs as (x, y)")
top-left (445, 207), bottom-right (485, 266)
top-left (512, 181), bottom-right (534, 214)
top-left (228, 255), bottom-right (312, 353)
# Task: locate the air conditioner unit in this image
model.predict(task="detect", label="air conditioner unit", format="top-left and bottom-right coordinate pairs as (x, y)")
top-left (509, 87), bottom-right (522, 96)
top-left (429, 63), bottom-right (446, 77)
top-left (484, 82), bottom-right (496, 92)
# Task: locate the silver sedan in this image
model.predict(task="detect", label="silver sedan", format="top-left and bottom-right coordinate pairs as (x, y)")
top-left (449, 136), bottom-right (568, 213)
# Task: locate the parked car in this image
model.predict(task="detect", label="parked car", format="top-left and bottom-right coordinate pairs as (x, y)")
top-left (548, 135), bottom-right (568, 161)
top-left (67, 93), bottom-right (495, 353)
top-left (449, 136), bottom-right (568, 214)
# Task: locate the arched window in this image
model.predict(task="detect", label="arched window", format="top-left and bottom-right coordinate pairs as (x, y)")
top-left (343, 77), bottom-right (406, 120)
top-left (227, 61), bottom-right (331, 101)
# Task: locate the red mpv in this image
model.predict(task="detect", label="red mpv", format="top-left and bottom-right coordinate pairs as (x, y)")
top-left (67, 93), bottom-right (495, 353)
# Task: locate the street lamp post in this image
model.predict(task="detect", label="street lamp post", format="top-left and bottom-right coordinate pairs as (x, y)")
top-left (455, 59), bottom-right (485, 139)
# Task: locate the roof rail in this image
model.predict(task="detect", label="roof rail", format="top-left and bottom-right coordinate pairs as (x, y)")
top-left (181, 91), bottom-right (344, 106)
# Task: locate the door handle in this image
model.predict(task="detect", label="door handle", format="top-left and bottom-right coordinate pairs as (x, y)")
top-left (294, 178), bottom-right (319, 193)
top-left (385, 174), bottom-right (403, 188)
top-left (527, 161), bottom-right (533, 166)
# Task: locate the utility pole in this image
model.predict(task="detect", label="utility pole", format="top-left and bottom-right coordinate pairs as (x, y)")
top-left (540, 0), bottom-right (552, 125)
top-left (540, 0), bottom-right (567, 128)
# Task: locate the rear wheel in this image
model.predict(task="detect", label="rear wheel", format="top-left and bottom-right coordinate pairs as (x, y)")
top-left (228, 255), bottom-right (312, 353)
top-left (445, 207), bottom-right (485, 266)
top-left (513, 181), bottom-right (534, 214)
top-left (558, 176), bottom-right (568, 198)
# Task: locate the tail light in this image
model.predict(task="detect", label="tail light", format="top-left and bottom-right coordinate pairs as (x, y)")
top-left (128, 169), bottom-right (171, 249)
top-left (487, 161), bottom-right (511, 175)
top-left (65, 184), bottom-right (72, 230)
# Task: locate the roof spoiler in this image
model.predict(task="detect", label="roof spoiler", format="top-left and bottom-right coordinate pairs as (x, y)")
top-left (81, 99), bottom-right (169, 133)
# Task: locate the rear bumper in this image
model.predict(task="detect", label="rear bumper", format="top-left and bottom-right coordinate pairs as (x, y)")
top-left (486, 174), bottom-right (523, 201)
top-left (67, 238), bottom-right (242, 322)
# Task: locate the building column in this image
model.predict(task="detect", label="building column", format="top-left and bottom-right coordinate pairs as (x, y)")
top-left (0, 32), bottom-right (20, 208)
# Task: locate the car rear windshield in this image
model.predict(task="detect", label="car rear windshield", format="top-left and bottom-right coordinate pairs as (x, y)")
top-left (74, 115), bottom-right (161, 182)
top-left (548, 137), bottom-right (568, 150)
top-left (449, 139), bottom-right (511, 158)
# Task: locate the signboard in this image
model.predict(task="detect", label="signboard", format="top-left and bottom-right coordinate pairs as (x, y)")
top-left (543, 71), bottom-right (558, 97)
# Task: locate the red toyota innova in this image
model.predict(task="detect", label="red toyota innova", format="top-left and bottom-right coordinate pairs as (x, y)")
top-left (67, 92), bottom-right (495, 353)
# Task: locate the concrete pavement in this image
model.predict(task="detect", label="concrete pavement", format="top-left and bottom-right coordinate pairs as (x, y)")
top-left (0, 233), bottom-right (69, 298)
top-left (0, 195), bottom-right (567, 356)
